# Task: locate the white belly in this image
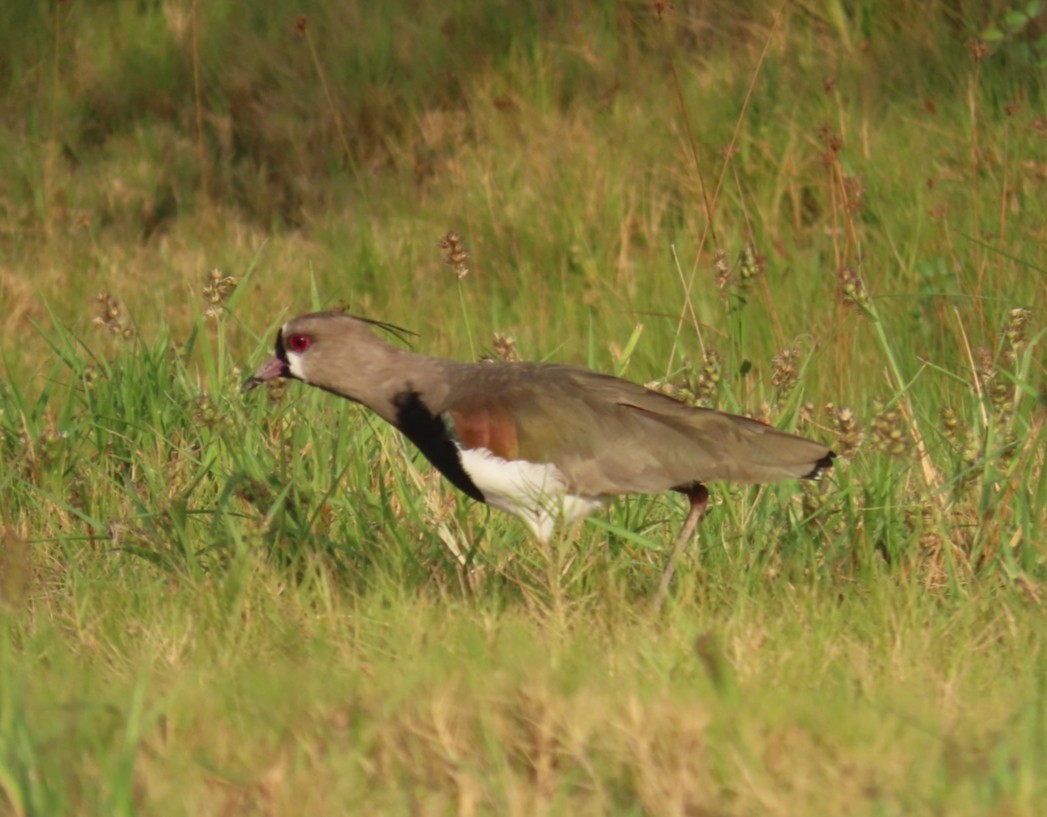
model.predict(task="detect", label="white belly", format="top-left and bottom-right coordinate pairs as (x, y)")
top-left (457, 445), bottom-right (606, 541)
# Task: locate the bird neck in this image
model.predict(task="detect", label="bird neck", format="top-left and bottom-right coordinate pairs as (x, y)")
top-left (314, 338), bottom-right (463, 425)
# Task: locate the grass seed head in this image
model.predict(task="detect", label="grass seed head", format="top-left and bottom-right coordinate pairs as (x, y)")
top-left (492, 333), bottom-right (519, 362)
top-left (93, 291), bottom-right (136, 339)
top-left (827, 403), bottom-right (864, 457)
top-left (202, 268), bottom-right (238, 319)
top-left (738, 243), bottom-right (764, 286)
top-left (836, 266), bottom-right (869, 309)
top-left (713, 248), bottom-right (730, 294)
top-left (440, 230), bottom-right (469, 279)
top-left (940, 407), bottom-right (961, 443)
top-left (647, 350), bottom-right (721, 407)
top-left (192, 394), bottom-right (231, 431)
top-left (692, 349), bottom-right (722, 406)
top-left (1002, 307), bottom-right (1032, 360)
top-left (975, 346), bottom-right (1014, 416)
top-left (771, 348), bottom-right (800, 395)
top-left (871, 399), bottom-right (909, 458)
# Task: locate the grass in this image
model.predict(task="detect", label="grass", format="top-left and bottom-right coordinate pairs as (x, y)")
top-left (2, 1), bottom-right (1046, 814)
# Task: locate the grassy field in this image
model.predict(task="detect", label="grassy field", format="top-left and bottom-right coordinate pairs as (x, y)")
top-left (2, 1), bottom-right (1046, 814)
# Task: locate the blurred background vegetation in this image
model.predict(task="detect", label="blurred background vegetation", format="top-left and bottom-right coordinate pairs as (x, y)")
top-left (2, 0), bottom-right (1042, 372)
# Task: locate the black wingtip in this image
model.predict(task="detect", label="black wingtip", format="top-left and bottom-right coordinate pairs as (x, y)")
top-left (804, 450), bottom-right (836, 480)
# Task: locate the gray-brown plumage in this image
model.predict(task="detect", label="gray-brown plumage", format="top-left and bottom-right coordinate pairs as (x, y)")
top-left (245, 311), bottom-right (834, 602)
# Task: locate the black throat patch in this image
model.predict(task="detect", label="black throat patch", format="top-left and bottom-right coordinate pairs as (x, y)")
top-left (273, 333), bottom-right (292, 377)
top-left (392, 390), bottom-right (485, 503)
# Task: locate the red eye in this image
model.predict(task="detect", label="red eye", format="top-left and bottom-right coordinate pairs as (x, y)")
top-left (285, 333), bottom-right (312, 354)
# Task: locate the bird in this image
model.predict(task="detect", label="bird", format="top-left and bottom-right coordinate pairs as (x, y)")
top-left (244, 311), bottom-right (834, 604)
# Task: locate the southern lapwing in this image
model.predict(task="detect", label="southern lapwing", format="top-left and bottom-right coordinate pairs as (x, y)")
top-left (244, 311), bottom-right (834, 603)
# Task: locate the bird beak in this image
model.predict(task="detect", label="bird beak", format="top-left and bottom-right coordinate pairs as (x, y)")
top-left (242, 355), bottom-right (288, 393)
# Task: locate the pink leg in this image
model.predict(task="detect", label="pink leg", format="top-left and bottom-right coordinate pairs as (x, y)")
top-left (651, 484), bottom-right (709, 612)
